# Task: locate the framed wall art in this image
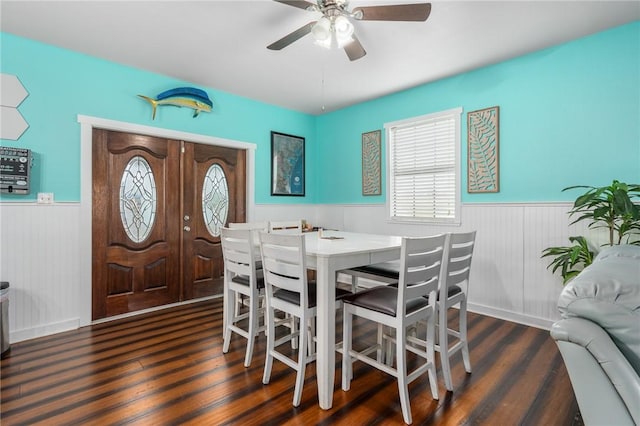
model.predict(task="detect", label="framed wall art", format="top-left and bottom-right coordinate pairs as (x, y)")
top-left (362, 130), bottom-right (381, 196)
top-left (271, 131), bottom-right (305, 196)
top-left (467, 106), bottom-right (500, 193)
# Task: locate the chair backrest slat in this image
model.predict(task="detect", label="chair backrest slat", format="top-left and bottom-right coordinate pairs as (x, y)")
top-left (221, 227), bottom-right (258, 285)
top-left (259, 232), bottom-right (309, 304)
top-left (441, 231), bottom-right (476, 294)
top-left (399, 234), bottom-right (446, 310)
top-left (269, 220), bottom-right (303, 234)
top-left (228, 222), bottom-right (269, 245)
top-left (229, 221), bottom-right (269, 231)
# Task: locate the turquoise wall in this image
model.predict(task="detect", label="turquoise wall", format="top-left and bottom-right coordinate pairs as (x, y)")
top-left (0, 33), bottom-right (316, 203)
top-left (2, 21), bottom-right (639, 205)
top-left (317, 21), bottom-right (640, 203)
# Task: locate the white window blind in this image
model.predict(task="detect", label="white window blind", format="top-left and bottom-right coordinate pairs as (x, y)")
top-left (386, 107), bottom-right (462, 223)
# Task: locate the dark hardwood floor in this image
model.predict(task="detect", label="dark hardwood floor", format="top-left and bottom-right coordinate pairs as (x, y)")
top-left (0, 298), bottom-right (580, 425)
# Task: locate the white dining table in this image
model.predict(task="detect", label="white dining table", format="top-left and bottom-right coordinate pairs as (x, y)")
top-left (303, 230), bottom-right (402, 409)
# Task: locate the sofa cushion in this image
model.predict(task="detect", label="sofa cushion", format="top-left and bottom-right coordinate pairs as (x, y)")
top-left (557, 244), bottom-right (640, 375)
top-left (350, 261), bottom-right (400, 279)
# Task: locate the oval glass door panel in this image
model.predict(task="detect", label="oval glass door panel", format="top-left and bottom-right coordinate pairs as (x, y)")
top-left (202, 164), bottom-right (229, 237)
top-left (119, 155), bottom-right (157, 243)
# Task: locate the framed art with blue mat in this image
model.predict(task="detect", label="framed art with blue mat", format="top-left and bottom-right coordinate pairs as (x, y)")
top-left (271, 131), bottom-right (305, 196)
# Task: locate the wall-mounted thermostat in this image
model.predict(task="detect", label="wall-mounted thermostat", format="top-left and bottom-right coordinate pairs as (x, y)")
top-left (1, 146), bottom-right (32, 194)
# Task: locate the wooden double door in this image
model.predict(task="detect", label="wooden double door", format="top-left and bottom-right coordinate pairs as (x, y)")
top-left (92, 129), bottom-right (246, 320)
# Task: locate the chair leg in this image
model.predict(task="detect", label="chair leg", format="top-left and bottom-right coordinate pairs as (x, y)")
top-left (385, 327), bottom-right (395, 367)
top-left (439, 308), bottom-right (454, 392)
top-left (307, 316), bottom-right (316, 357)
top-left (293, 313), bottom-right (309, 407)
top-left (244, 295), bottom-right (258, 367)
top-left (395, 325), bottom-right (412, 425)
top-left (262, 305), bottom-right (275, 385)
top-left (352, 275), bottom-right (359, 293)
top-left (426, 315), bottom-right (439, 400)
top-left (460, 299), bottom-right (471, 373)
top-left (222, 290), bottom-right (234, 354)
top-left (341, 308), bottom-right (353, 391)
top-left (376, 323), bottom-right (385, 363)
top-left (260, 296), bottom-right (268, 336)
top-left (290, 314), bottom-right (299, 350)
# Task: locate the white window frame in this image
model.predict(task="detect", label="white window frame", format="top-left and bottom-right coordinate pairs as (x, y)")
top-left (385, 107), bottom-right (462, 225)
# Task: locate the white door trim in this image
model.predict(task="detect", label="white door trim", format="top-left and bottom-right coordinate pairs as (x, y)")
top-left (77, 115), bottom-right (257, 326)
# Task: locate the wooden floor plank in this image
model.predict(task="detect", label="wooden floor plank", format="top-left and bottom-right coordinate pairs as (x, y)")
top-left (0, 298), bottom-right (579, 425)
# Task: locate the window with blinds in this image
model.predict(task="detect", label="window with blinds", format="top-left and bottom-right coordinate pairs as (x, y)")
top-left (385, 107), bottom-right (462, 223)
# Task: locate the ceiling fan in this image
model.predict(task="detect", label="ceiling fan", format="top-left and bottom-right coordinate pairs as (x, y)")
top-left (267, 0), bottom-right (432, 61)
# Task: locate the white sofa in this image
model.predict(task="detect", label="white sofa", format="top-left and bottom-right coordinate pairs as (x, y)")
top-left (551, 244), bottom-right (640, 425)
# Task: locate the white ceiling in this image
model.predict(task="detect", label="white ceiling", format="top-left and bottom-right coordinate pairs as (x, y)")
top-left (2, 1), bottom-right (639, 115)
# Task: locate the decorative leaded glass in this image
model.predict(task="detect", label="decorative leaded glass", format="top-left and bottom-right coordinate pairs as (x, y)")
top-left (119, 156), bottom-right (157, 243)
top-left (202, 164), bottom-right (229, 237)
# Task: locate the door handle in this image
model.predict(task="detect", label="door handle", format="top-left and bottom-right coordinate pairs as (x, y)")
top-left (183, 226), bottom-right (191, 232)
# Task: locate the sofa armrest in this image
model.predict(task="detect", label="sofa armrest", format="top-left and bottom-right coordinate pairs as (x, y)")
top-left (557, 245), bottom-right (640, 374)
top-left (551, 317), bottom-right (640, 425)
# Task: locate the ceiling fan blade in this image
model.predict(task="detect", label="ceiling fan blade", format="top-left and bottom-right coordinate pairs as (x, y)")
top-left (352, 3), bottom-right (432, 21)
top-left (267, 22), bottom-right (316, 50)
top-left (344, 35), bottom-right (366, 61)
top-left (273, 0), bottom-right (317, 11)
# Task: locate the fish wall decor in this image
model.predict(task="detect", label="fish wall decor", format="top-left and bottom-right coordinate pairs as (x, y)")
top-left (138, 87), bottom-right (213, 120)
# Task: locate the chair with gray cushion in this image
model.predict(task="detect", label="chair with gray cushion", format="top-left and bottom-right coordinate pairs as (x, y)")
top-left (267, 219), bottom-right (308, 346)
top-left (432, 231), bottom-right (476, 391)
top-left (228, 222), bottom-right (269, 313)
top-left (259, 231), bottom-right (350, 407)
top-left (341, 234), bottom-right (445, 424)
top-left (221, 227), bottom-right (265, 367)
top-left (344, 231), bottom-right (477, 392)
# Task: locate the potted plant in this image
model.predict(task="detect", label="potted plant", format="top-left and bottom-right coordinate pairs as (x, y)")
top-left (542, 180), bottom-right (640, 284)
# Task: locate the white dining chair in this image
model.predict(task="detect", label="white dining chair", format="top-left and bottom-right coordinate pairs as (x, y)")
top-left (268, 219), bottom-right (303, 234)
top-left (434, 231), bottom-right (476, 391)
top-left (228, 221), bottom-right (269, 246)
top-left (227, 221), bottom-right (269, 309)
top-left (220, 227), bottom-right (265, 368)
top-left (341, 234), bottom-right (445, 424)
top-left (405, 231), bottom-right (477, 391)
top-left (259, 231), bottom-right (349, 407)
top-left (268, 218), bottom-right (307, 346)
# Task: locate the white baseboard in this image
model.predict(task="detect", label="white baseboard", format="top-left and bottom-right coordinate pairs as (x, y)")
top-left (11, 318), bottom-right (80, 344)
top-left (468, 302), bottom-right (555, 331)
top-left (91, 295), bottom-right (221, 325)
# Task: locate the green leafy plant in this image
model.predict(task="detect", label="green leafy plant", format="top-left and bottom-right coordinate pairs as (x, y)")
top-left (541, 236), bottom-right (594, 284)
top-left (564, 180), bottom-right (640, 245)
top-left (542, 180), bottom-right (640, 284)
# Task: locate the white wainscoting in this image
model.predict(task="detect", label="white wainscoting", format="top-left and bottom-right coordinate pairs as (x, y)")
top-left (272, 202), bottom-right (590, 329)
top-left (1, 201), bottom-right (588, 343)
top-left (0, 202), bottom-right (82, 343)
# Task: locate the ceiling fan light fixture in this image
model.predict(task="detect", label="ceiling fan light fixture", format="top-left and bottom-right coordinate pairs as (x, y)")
top-left (312, 15), bottom-right (354, 49)
top-left (269, 1), bottom-right (433, 60)
top-left (334, 15), bottom-right (354, 46)
top-left (312, 16), bottom-right (332, 47)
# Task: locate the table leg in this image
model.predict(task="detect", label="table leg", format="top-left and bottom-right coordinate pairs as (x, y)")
top-left (315, 256), bottom-right (336, 410)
